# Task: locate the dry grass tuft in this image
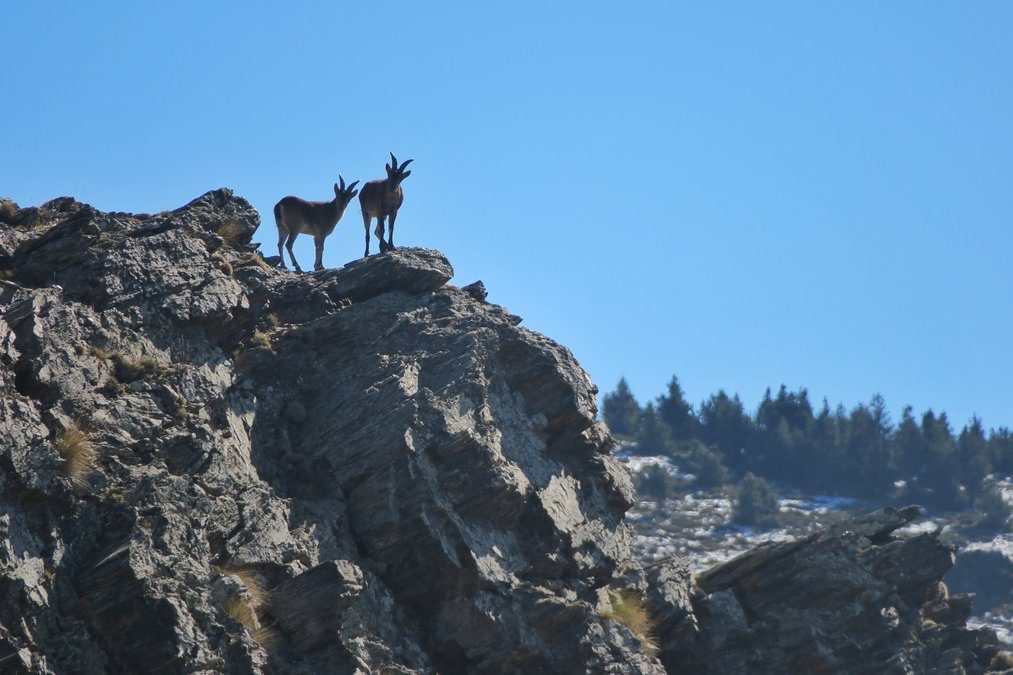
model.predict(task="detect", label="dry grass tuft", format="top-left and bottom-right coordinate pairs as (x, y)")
top-left (991, 653), bottom-right (1013, 671)
top-left (55, 424), bottom-right (97, 489)
top-left (168, 393), bottom-right (191, 420)
top-left (91, 345), bottom-right (165, 384)
top-left (265, 313), bottom-right (279, 328)
top-left (209, 252), bottom-right (234, 277)
top-left (114, 354), bottom-right (163, 383)
top-left (89, 345), bottom-right (122, 362)
top-left (100, 374), bottom-right (126, 396)
top-left (217, 219), bottom-right (246, 245)
top-left (225, 593), bottom-right (258, 630)
top-left (217, 565), bottom-right (274, 647)
top-left (251, 624), bottom-right (279, 648)
top-left (250, 330), bottom-right (271, 350)
top-left (238, 253), bottom-right (273, 272)
top-left (215, 566), bottom-right (268, 607)
top-left (599, 589), bottom-right (658, 657)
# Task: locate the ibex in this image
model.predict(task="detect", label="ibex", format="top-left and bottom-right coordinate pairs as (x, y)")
top-left (273, 176), bottom-right (359, 272)
top-left (358, 153), bottom-right (413, 257)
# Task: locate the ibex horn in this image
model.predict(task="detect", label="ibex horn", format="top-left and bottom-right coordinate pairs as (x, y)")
top-left (346, 180), bottom-right (359, 191)
top-left (390, 152), bottom-right (398, 168)
top-left (339, 174), bottom-right (346, 190)
top-left (399, 158), bottom-right (414, 171)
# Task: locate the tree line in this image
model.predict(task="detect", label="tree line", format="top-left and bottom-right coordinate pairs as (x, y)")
top-left (603, 376), bottom-right (1012, 519)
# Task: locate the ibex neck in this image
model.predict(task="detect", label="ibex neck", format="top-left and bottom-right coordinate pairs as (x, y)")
top-left (328, 199), bottom-right (346, 221)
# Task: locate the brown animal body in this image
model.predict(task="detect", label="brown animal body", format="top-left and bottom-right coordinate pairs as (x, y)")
top-left (358, 153), bottom-right (413, 257)
top-left (274, 176), bottom-right (359, 272)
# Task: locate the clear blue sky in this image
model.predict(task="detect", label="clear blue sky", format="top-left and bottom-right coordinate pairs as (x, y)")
top-left (5, 3), bottom-right (1013, 430)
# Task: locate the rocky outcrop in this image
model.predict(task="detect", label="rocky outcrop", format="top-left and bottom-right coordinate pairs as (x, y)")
top-left (649, 506), bottom-right (1007, 673)
top-left (0, 192), bottom-right (1005, 674)
top-left (0, 192), bottom-right (656, 674)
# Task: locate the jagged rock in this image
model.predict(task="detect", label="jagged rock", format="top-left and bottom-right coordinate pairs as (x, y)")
top-left (312, 246), bottom-right (453, 302)
top-left (643, 558), bottom-right (697, 642)
top-left (0, 198), bottom-right (19, 225)
top-left (0, 191), bottom-right (659, 674)
top-left (270, 560), bottom-right (430, 671)
top-left (652, 506), bottom-right (1005, 674)
top-left (461, 280), bottom-right (488, 302)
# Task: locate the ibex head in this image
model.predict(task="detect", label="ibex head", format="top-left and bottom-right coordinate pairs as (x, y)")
top-left (333, 174), bottom-right (360, 204)
top-left (384, 152), bottom-right (414, 188)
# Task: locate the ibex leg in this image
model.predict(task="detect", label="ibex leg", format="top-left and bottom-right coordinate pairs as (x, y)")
top-left (313, 234), bottom-right (325, 271)
top-left (277, 228), bottom-right (288, 268)
top-left (387, 212), bottom-right (397, 250)
top-left (285, 232), bottom-right (302, 273)
top-left (362, 212), bottom-right (371, 257)
top-left (375, 216), bottom-right (388, 253)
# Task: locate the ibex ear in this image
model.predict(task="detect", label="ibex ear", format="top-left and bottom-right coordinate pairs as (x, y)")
top-left (401, 170), bottom-right (411, 179)
top-left (349, 189), bottom-right (359, 199)
top-left (334, 183), bottom-right (341, 197)
top-left (385, 163), bottom-right (391, 172)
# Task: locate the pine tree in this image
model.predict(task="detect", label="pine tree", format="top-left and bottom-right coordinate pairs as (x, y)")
top-left (920, 411), bottom-right (965, 508)
top-left (846, 396), bottom-right (895, 496)
top-left (635, 403), bottom-right (676, 456)
top-left (894, 406), bottom-right (924, 477)
top-left (602, 377), bottom-right (641, 438)
top-left (687, 439), bottom-right (730, 487)
top-left (988, 427), bottom-right (1013, 475)
top-left (699, 391), bottom-right (753, 470)
top-left (732, 472), bottom-right (780, 527)
top-left (756, 385), bottom-right (814, 434)
top-left (809, 399), bottom-right (842, 489)
top-left (657, 375), bottom-right (698, 441)
top-left (957, 416), bottom-right (992, 488)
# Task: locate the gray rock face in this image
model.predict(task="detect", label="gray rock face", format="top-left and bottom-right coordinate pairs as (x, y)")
top-left (0, 191), bottom-right (1003, 674)
top-left (651, 506), bottom-right (1007, 673)
top-left (0, 192), bottom-right (657, 674)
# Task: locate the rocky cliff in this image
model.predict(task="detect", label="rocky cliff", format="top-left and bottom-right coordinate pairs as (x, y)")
top-left (0, 191), bottom-right (1007, 674)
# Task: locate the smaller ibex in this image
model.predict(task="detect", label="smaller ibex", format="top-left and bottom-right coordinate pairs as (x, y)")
top-left (358, 153), bottom-right (413, 257)
top-left (274, 176), bottom-right (359, 272)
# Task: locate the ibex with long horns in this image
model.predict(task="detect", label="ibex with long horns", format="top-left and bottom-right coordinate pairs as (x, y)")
top-left (273, 176), bottom-right (359, 272)
top-left (358, 153), bottom-right (413, 257)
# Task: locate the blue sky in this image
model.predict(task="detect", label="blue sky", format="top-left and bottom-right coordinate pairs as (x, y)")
top-left (5, 3), bottom-right (1013, 430)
